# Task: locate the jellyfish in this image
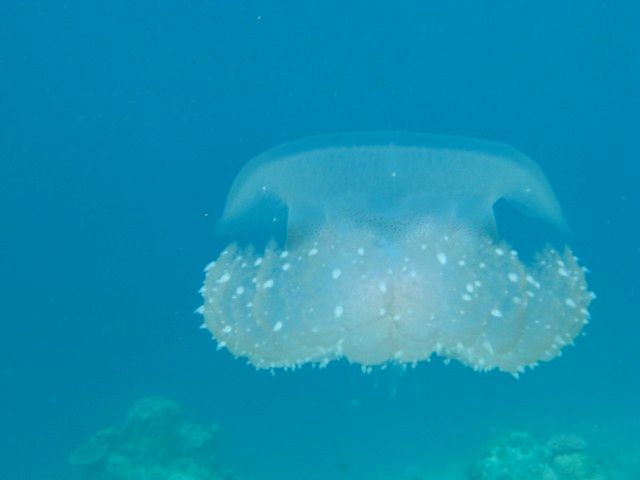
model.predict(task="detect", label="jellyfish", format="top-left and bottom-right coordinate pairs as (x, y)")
top-left (198, 132), bottom-right (593, 375)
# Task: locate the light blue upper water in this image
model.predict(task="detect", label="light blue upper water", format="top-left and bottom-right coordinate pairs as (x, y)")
top-left (0, 1), bottom-right (638, 479)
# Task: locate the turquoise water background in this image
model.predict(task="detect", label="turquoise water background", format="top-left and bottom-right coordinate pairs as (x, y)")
top-left (1, 1), bottom-right (638, 479)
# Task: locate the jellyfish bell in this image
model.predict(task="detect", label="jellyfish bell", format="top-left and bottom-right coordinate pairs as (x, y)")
top-left (200, 132), bottom-right (593, 375)
top-left (217, 132), bottom-right (567, 247)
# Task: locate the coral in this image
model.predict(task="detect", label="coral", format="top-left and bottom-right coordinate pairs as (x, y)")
top-left (69, 397), bottom-right (236, 480)
top-left (546, 435), bottom-right (588, 456)
top-left (468, 432), bottom-right (555, 480)
top-left (552, 453), bottom-right (608, 480)
top-left (468, 432), bottom-right (609, 480)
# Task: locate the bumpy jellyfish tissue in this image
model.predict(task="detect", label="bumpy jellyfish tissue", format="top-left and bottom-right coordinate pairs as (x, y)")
top-left (199, 132), bottom-right (594, 375)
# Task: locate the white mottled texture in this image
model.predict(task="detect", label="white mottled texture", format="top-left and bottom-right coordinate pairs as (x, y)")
top-left (200, 132), bottom-right (593, 375)
top-left (202, 223), bottom-right (591, 374)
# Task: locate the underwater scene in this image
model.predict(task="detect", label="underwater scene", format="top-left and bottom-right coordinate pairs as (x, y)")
top-left (1, 1), bottom-right (638, 479)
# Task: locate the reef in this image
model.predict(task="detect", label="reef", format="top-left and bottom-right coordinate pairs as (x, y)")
top-left (69, 397), bottom-right (236, 480)
top-left (468, 431), bottom-right (609, 480)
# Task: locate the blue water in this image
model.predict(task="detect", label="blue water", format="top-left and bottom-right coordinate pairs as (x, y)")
top-left (1, 1), bottom-right (638, 479)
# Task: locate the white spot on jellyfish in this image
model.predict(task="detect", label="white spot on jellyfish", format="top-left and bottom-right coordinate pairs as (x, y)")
top-left (391, 171), bottom-right (397, 177)
top-left (357, 247), bottom-right (365, 255)
top-left (263, 279), bottom-right (274, 289)
top-left (334, 305), bottom-right (344, 318)
top-left (308, 248), bottom-right (318, 256)
top-left (273, 321), bottom-right (283, 332)
top-left (558, 267), bottom-right (569, 277)
top-left (236, 286), bottom-right (245, 295)
top-left (482, 341), bottom-right (494, 355)
top-left (379, 308), bottom-right (386, 316)
top-left (282, 263), bottom-right (291, 271)
top-left (465, 283), bottom-right (474, 293)
top-left (222, 325), bottom-right (233, 334)
top-left (254, 257), bottom-right (263, 267)
top-left (565, 298), bottom-right (577, 308)
top-left (332, 268), bottom-right (342, 279)
top-left (495, 248), bottom-right (504, 256)
top-left (437, 253), bottom-right (447, 265)
top-left (508, 273), bottom-right (519, 283)
top-left (378, 281), bottom-right (387, 293)
top-left (462, 294), bottom-right (472, 301)
top-left (204, 261), bottom-right (216, 272)
top-left (280, 251), bottom-right (289, 258)
top-left (491, 309), bottom-right (503, 318)
top-left (217, 273), bottom-right (231, 284)
top-left (526, 275), bottom-right (540, 288)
